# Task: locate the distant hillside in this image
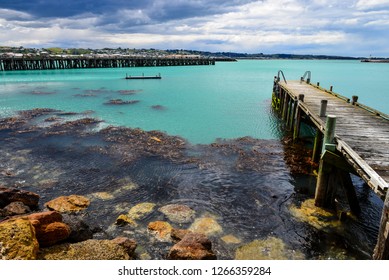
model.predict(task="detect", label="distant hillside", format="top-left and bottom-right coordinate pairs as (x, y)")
top-left (0, 46), bottom-right (370, 60)
top-left (165, 49), bottom-right (364, 60)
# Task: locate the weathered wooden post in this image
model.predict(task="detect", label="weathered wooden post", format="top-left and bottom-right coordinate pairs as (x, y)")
top-left (319, 100), bottom-right (328, 117)
top-left (282, 93), bottom-right (290, 121)
top-left (315, 115), bottom-right (337, 208)
top-left (373, 190), bottom-right (389, 259)
top-left (312, 129), bottom-right (323, 163)
top-left (293, 94), bottom-right (304, 140)
top-left (352, 95), bottom-right (359, 105)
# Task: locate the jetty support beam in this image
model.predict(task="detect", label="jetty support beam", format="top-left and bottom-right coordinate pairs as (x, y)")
top-left (315, 115), bottom-right (337, 209)
top-left (374, 190), bottom-right (389, 259)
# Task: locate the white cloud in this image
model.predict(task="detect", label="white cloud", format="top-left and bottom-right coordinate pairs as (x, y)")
top-left (0, 0), bottom-right (388, 56)
top-left (356, 0), bottom-right (389, 10)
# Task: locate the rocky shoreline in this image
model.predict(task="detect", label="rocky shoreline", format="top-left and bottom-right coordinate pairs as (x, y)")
top-left (0, 108), bottom-right (373, 260)
top-left (0, 187), bottom-right (218, 260)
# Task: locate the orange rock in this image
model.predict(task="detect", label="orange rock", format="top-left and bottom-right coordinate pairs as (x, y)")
top-left (37, 222), bottom-right (71, 247)
top-left (147, 221), bottom-right (173, 242)
top-left (26, 211), bottom-right (70, 247)
top-left (45, 195), bottom-right (90, 212)
top-left (168, 232), bottom-right (216, 260)
top-left (27, 211), bottom-right (63, 225)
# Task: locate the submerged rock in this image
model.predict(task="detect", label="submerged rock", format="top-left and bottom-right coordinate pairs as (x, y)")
top-left (167, 232), bottom-right (216, 260)
top-left (128, 202), bottom-right (156, 220)
top-left (104, 99), bottom-right (140, 105)
top-left (235, 237), bottom-right (305, 260)
top-left (38, 237), bottom-right (137, 260)
top-left (159, 204), bottom-right (195, 224)
top-left (88, 192), bottom-right (114, 201)
top-left (45, 195), bottom-right (90, 212)
top-left (116, 214), bottom-right (137, 227)
top-left (221, 234), bottom-right (241, 244)
top-left (147, 221), bottom-right (173, 242)
top-left (189, 217), bottom-right (223, 237)
top-left (0, 218), bottom-right (39, 260)
top-left (0, 186), bottom-right (40, 208)
top-left (151, 105), bottom-right (166, 110)
top-left (289, 199), bottom-right (341, 230)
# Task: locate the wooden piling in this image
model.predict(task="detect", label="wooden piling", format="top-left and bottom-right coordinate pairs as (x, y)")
top-left (293, 94), bottom-right (304, 140)
top-left (312, 129), bottom-right (323, 163)
top-left (319, 100), bottom-right (328, 117)
top-left (374, 190), bottom-right (389, 259)
top-left (315, 115), bottom-right (337, 208)
top-left (352, 95), bottom-right (359, 105)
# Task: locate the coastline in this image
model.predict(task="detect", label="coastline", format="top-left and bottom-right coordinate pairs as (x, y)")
top-left (0, 108), bottom-right (379, 260)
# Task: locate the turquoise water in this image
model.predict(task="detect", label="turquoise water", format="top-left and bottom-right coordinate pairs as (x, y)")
top-left (1, 60), bottom-right (389, 144)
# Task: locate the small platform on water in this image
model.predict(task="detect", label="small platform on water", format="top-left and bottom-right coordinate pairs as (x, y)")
top-left (125, 73), bottom-right (161, 80)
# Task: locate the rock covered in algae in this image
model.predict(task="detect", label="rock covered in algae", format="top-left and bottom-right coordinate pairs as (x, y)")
top-left (88, 192), bottom-right (114, 201)
top-left (128, 202), bottom-right (156, 220)
top-left (289, 199), bottom-right (341, 230)
top-left (116, 214), bottom-right (138, 227)
top-left (159, 204), bottom-right (195, 224)
top-left (115, 202), bottom-right (156, 227)
top-left (0, 218), bottom-right (39, 260)
top-left (189, 216), bottom-right (223, 237)
top-left (221, 234), bottom-right (241, 244)
top-left (147, 221), bottom-right (173, 242)
top-left (235, 237), bottom-right (304, 260)
top-left (38, 237), bottom-right (136, 260)
top-left (45, 195), bottom-right (90, 212)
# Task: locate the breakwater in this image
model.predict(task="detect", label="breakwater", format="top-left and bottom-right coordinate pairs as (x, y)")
top-left (0, 55), bottom-right (216, 71)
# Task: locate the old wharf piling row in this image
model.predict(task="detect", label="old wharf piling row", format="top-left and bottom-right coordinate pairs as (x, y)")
top-left (272, 70), bottom-right (389, 259)
top-left (0, 55), bottom-right (216, 71)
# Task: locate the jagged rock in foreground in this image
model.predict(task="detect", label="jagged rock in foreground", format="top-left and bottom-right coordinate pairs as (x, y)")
top-left (0, 218), bottom-right (39, 260)
top-left (38, 237), bottom-right (137, 260)
top-left (167, 232), bottom-right (216, 260)
top-left (27, 211), bottom-right (71, 247)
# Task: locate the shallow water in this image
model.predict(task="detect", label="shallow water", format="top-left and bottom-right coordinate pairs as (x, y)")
top-left (1, 60), bottom-right (389, 144)
top-left (0, 60), bottom-right (387, 259)
top-left (0, 110), bottom-right (383, 259)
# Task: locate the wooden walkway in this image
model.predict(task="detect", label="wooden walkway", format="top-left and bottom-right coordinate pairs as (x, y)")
top-left (273, 74), bottom-right (389, 259)
top-left (278, 80), bottom-right (389, 197)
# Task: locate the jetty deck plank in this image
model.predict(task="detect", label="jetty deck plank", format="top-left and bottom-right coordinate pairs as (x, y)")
top-left (279, 81), bottom-right (389, 196)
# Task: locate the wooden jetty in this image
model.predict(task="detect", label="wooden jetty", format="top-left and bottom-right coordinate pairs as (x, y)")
top-left (125, 73), bottom-right (161, 80)
top-left (0, 55), bottom-right (215, 71)
top-left (272, 70), bottom-right (389, 259)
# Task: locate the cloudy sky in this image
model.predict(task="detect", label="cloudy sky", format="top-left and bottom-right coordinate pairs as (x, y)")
top-left (0, 0), bottom-right (388, 56)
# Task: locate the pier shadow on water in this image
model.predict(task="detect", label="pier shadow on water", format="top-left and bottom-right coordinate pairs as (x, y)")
top-left (0, 109), bottom-right (382, 259)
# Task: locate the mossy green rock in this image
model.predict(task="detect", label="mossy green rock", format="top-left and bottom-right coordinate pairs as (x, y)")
top-left (0, 218), bottom-right (39, 260)
top-left (235, 237), bottom-right (304, 260)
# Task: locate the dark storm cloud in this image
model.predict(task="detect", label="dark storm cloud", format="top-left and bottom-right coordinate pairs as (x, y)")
top-left (0, 0), bottom-right (257, 21)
